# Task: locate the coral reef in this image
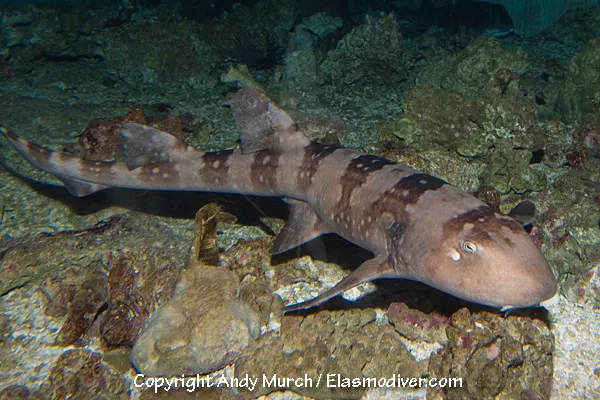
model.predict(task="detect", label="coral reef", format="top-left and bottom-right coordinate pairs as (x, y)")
top-left (235, 309), bottom-right (422, 399)
top-left (417, 37), bottom-right (528, 98)
top-left (428, 308), bottom-right (554, 399)
top-left (300, 12), bottom-right (344, 39)
top-left (96, 20), bottom-right (218, 86)
top-left (320, 13), bottom-right (412, 86)
top-left (541, 38), bottom-right (600, 124)
top-left (385, 84), bottom-right (538, 157)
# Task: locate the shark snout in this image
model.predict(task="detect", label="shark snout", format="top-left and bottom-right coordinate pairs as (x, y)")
top-left (501, 249), bottom-right (557, 308)
top-left (507, 272), bottom-right (556, 308)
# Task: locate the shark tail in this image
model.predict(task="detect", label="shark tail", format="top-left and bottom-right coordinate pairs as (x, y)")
top-left (0, 125), bottom-right (111, 196)
top-left (0, 124), bottom-right (200, 197)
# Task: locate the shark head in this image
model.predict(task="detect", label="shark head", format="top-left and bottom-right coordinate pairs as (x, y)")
top-left (418, 204), bottom-right (556, 309)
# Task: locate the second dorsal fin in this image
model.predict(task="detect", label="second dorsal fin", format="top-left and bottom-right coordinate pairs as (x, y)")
top-left (229, 88), bottom-right (310, 153)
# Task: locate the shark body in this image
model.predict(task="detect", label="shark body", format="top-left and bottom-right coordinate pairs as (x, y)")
top-left (0, 88), bottom-right (556, 312)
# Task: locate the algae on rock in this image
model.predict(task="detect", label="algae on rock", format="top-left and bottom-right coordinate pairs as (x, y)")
top-left (541, 39), bottom-right (600, 124)
top-left (320, 13), bottom-right (412, 86)
top-left (235, 309), bottom-right (423, 399)
top-left (417, 37), bottom-right (528, 98)
top-left (428, 308), bottom-right (554, 399)
top-left (385, 84), bottom-right (538, 157)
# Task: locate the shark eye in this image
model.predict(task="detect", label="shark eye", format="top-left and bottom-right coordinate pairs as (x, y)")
top-left (461, 241), bottom-right (477, 254)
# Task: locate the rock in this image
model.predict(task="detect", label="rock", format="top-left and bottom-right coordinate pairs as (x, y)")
top-left (387, 302), bottom-right (449, 344)
top-left (540, 121), bottom-right (575, 168)
top-left (320, 13), bottom-right (412, 86)
top-left (45, 349), bottom-right (130, 399)
top-left (0, 385), bottom-right (46, 400)
top-left (131, 205), bottom-right (263, 376)
top-left (417, 37), bottom-right (528, 98)
top-left (235, 309), bottom-right (423, 399)
top-left (283, 49), bottom-right (321, 86)
top-left (300, 12), bottom-right (344, 39)
top-left (428, 308), bottom-right (554, 399)
top-left (386, 84), bottom-right (538, 157)
top-left (96, 20), bottom-right (217, 86)
top-left (99, 254), bottom-right (152, 346)
top-left (130, 266), bottom-right (261, 376)
top-left (482, 143), bottom-right (550, 193)
top-left (542, 39), bottom-right (600, 124)
top-left (139, 386), bottom-right (238, 400)
top-left (0, 212), bottom-right (193, 352)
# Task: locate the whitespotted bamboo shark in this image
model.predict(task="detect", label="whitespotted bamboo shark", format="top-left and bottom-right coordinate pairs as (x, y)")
top-left (0, 88), bottom-right (556, 312)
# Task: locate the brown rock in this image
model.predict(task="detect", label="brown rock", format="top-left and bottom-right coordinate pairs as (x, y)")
top-left (428, 308), bottom-right (554, 399)
top-left (235, 309), bottom-right (423, 399)
top-left (46, 349), bottom-right (130, 399)
top-left (387, 302), bottom-right (449, 343)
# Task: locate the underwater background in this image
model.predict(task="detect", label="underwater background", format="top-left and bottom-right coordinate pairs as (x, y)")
top-left (0, 0), bottom-right (599, 399)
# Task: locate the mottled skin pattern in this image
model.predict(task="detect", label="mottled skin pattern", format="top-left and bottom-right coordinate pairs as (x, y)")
top-left (0, 88), bottom-right (556, 312)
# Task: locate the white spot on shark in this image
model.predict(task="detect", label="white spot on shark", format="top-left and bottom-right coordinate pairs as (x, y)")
top-left (449, 249), bottom-right (461, 261)
top-left (463, 223), bottom-right (475, 232)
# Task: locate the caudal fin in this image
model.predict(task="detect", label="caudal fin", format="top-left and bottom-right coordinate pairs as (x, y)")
top-left (1, 125), bottom-right (112, 196)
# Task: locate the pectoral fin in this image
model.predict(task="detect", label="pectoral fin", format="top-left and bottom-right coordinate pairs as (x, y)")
top-left (284, 256), bottom-right (396, 313)
top-left (271, 199), bottom-right (329, 255)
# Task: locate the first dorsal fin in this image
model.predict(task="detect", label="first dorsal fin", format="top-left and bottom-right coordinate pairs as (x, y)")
top-left (119, 123), bottom-right (197, 171)
top-left (229, 88), bottom-right (310, 153)
top-left (508, 200), bottom-right (536, 226)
